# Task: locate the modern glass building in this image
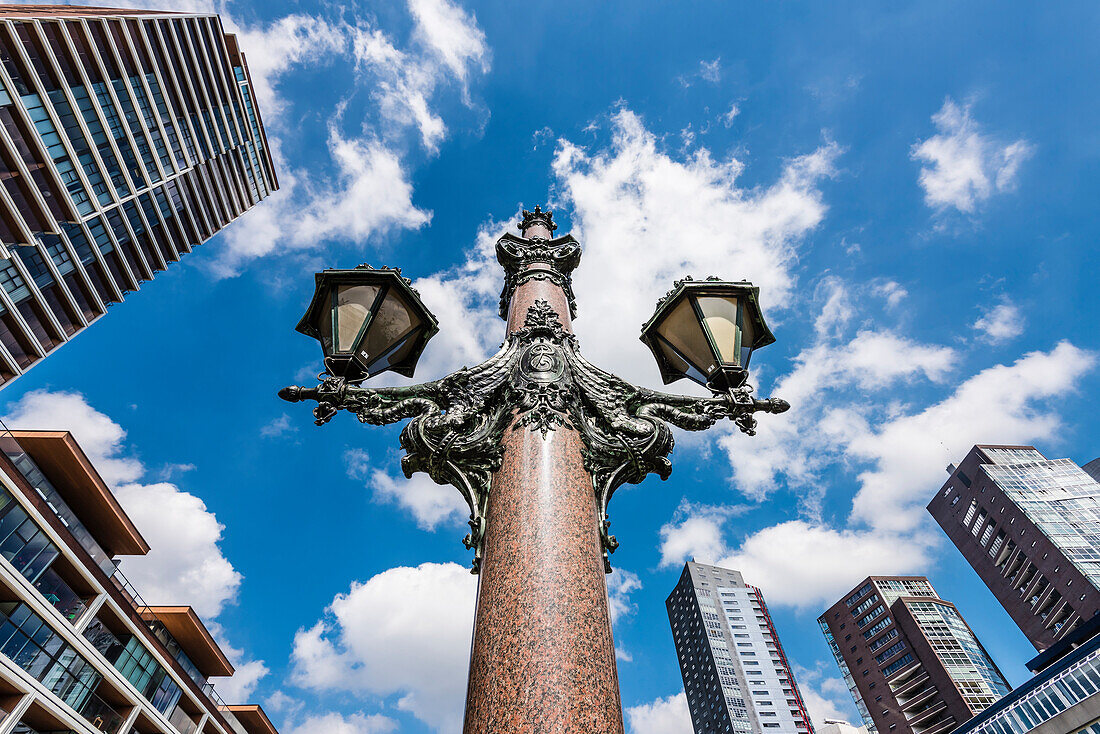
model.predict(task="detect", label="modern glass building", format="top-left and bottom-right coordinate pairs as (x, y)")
top-left (818, 577), bottom-right (1010, 734)
top-left (0, 5), bottom-right (276, 387)
top-left (928, 446), bottom-right (1100, 651)
top-left (666, 561), bottom-right (814, 734)
top-left (0, 426), bottom-right (276, 734)
top-left (952, 614), bottom-right (1100, 734)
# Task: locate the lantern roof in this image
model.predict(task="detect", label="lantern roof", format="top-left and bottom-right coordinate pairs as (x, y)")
top-left (640, 276), bottom-right (776, 386)
top-left (295, 265), bottom-right (439, 378)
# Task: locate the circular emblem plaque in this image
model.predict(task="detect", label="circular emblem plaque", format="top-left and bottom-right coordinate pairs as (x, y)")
top-left (518, 342), bottom-right (565, 383)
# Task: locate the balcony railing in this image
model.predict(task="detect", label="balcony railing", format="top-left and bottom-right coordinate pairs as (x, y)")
top-left (75, 690), bottom-right (125, 734)
top-left (168, 705), bottom-right (200, 734)
top-left (33, 565), bottom-right (88, 623)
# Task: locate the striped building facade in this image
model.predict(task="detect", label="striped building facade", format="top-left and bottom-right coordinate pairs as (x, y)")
top-left (0, 5), bottom-right (276, 387)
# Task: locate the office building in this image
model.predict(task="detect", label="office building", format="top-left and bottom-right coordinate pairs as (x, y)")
top-left (819, 576), bottom-right (1010, 734)
top-left (0, 426), bottom-right (276, 734)
top-left (1083, 458), bottom-right (1100, 484)
top-left (817, 721), bottom-right (867, 734)
top-left (951, 614), bottom-right (1100, 734)
top-left (0, 5), bottom-right (277, 387)
top-left (927, 445), bottom-right (1100, 651)
top-left (666, 561), bottom-right (814, 734)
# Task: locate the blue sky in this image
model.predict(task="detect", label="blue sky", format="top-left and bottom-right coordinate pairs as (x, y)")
top-left (3, 1), bottom-right (1100, 732)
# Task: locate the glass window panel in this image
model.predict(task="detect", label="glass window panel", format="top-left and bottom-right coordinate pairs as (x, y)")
top-left (657, 339), bottom-right (709, 384)
top-left (366, 327), bottom-right (421, 376)
top-left (656, 297), bottom-right (715, 375)
top-left (360, 288), bottom-right (419, 364)
top-left (333, 283), bottom-right (380, 353)
top-left (696, 295), bottom-right (742, 365)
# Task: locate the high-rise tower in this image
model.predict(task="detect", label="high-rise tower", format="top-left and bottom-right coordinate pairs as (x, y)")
top-left (927, 445), bottom-right (1100, 651)
top-left (818, 576), bottom-right (1010, 734)
top-left (0, 5), bottom-right (276, 387)
top-left (667, 561), bottom-right (814, 734)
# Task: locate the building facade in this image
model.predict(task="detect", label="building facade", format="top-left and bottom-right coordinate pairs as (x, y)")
top-left (0, 5), bottom-right (276, 387)
top-left (927, 445), bottom-right (1100, 652)
top-left (666, 561), bottom-right (814, 734)
top-left (818, 577), bottom-right (1010, 734)
top-left (0, 426), bottom-right (275, 734)
top-left (951, 615), bottom-right (1100, 734)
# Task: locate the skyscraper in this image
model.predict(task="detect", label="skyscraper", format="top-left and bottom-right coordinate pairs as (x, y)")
top-left (818, 576), bottom-right (1011, 734)
top-left (0, 5), bottom-right (277, 387)
top-left (666, 561), bottom-right (814, 734)
top-left (927, 445), bottom-right (1100, 651)
top-left (0, 426), bottom-right (277, 734)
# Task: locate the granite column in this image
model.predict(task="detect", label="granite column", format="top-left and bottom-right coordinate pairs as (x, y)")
top-left (461, 216), bottom-right (625, 734)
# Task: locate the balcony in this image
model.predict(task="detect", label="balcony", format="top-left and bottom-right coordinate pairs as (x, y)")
top-left (74, 691), bottom-right (125, 734)
top-left (906, 700), bottom-right (948, 728)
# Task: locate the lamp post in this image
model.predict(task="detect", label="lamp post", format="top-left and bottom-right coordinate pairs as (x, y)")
top-left (278, 206), bottom-right (789, 734)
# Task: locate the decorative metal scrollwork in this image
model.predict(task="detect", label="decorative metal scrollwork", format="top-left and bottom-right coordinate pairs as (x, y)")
top-left (281, 300), bottom-right (788, 573)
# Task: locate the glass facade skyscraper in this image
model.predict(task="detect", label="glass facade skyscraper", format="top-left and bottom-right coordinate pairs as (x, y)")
top-left (819, 576), bottom-right (1010, 734)
top-left (0, 6), bottom-right (276, 387)
top-left (928, 445), bottom-right (1100, 651)
top-left (667, 561), bottom-right (814, 734)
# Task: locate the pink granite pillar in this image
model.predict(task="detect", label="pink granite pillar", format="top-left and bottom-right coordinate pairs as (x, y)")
top-left (462, 216), bottom-right (625, 733)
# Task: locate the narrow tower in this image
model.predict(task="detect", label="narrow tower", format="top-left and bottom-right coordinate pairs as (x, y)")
top-left (667, 561), bottom-right (814, 734)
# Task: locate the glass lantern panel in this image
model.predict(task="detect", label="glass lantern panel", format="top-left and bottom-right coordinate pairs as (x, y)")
top-left (360, 288), bottom-right (421, 363)
top-left (696, 295), bottom-right (742, 366)
top-left (366, 327), bottom-right (421, 376)
top-left (334, 284), bottom-right (381, 352)
top-left (656, 297), bottom-right (717, 375)
top-left (657, 339), bottom-right (709, 385)
top-left (740, 306), bottom-right (756, 367)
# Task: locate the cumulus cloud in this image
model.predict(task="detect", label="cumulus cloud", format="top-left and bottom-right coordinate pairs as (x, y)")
top-left (607, 568), bottom-right (642, 623)
top-left (3, 389), bottom-right (143, 484)
top-left (207, 0), bottom-right (488, 277)
top-left (285, 712), bottom-right (398, 734)
top-left (848, 341), bottom-right (1094, 532)
top-left (794, 663), bottom-right (858, 729)
top-left (973, 301), bottom-right (1024, 343)
top-left (553, 108), bottom-right (839, 386)
top-left (290, 562), bottom-right (477, 732)
top-left (368, 468), bottom-right (467, 530)
top-left (912, 98), bottom-right (1033, 213)
top-left (625, 692), bottom-right (692, 734)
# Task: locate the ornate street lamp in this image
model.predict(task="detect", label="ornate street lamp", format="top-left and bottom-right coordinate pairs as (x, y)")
top-left (293, 265), bottom-right (438, 381)
top-left (278, 205), bottom-right (789, 734)
top-left (640, 277), bottom-right (775, 392)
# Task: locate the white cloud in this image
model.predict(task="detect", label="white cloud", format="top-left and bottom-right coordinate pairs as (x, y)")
top-left (369, 469), bottom-right (467, 530)
top-left (849, 341), bottom-right (1095, 533)
top-left (3, 389), bottom-right (143, 484)
top-left (114, 482), bottom-right (242, 617)
top-left (658, 502), bottom-right (740, 568)
top-left (872, 280), bottom-right (908, 308)
top-left (721, 103), bottom-right (741, 127)
top-left (407, 0), bottom-right (490, 85)
top-left (973, 301), bottom-right (1024, 343)
top-left (700, 58), bottom-right (722, 83)
top-left (286, 712), bottom-right (398, 734)
top-left (260, 413), bottom-right (296, 438)
top-left (840, 330), bottom-right (956, 388)
top-left (233, 15), bottom-right (349, 118)
top-left (553, 107), bottom-right (839, 386)
top-left (794, 663), bottom-right (858, 729)
top-left (912, 98), bottom-right (1033, 213)
top-left (607, 568), bottom-right (642, 623)
top-left (625, 692), bottom-right (692, 734)
top-left (290, 562), bottom-right (477, 732)
top-left (210, 0), bottom-right (488, 277)
top-left (213, 659), bottom-right (269, 703)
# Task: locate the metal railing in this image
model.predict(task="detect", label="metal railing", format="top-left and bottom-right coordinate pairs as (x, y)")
top-left (75, 690), bottom-right (126, 734)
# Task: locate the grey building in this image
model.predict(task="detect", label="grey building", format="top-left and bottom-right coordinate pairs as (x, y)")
top-left (667, 561), bottom-right (814, 734)
top-left (819, 576), bottom-right (1010, 734)
top-left (950, 614), bottom-right (1100, 734)
top-left (0, 5), bottom-right (277, 387)
top-left (927, 445), bottom-right (1100, 651)
top-left (1083, 458), bottom-right (1100, 485)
